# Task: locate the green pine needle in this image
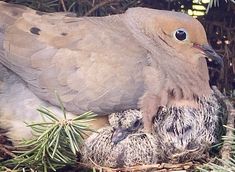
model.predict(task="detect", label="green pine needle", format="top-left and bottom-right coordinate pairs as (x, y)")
top-left (2, 103), bottom-right (96, 172)
top-left (198, 127), bottom-right (235, 171)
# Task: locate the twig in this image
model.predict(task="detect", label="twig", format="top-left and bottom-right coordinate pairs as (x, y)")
top-left (78, 161), bottom-right (200, 171)
top-left (0, 145), bottom-right (18, 151)
top-left (89, 158), bottom-right (114, 171)
top-left (115, 162), bottom-right (198, 171)
top-left (84, 0), bottom-right (121, 16)
top-left (60, 0), bottom-right (67, 12)
top-left (212, 86), bottom-right (235, 160)
top-left (0, 144), bottom-right (16, 158)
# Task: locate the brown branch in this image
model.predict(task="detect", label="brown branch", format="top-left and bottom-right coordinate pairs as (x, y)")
top-left (0, 144), bottom-right (16, 158)
top-left (212, 86), bottom-right (235, 160)
top-left (60, 0), bottom-right (67, 12)
top-left (78, 161), bottom-right (201, 171)
top-left (84, 0), bottom-right (121, 16)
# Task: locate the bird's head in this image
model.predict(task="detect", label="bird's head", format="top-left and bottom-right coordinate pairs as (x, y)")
top-left (124, 8), bottom-right (223, 68)
top-left (109, 110), bottom-right (143, 144)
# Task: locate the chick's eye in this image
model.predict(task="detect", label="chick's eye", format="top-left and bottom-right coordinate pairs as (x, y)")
top-left (132, 119), bottom-right (141, 129)
top-left (174, 28), bottom-right (187, 41)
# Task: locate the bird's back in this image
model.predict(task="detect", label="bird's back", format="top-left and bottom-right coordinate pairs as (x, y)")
top-left (0, 2), bottom-right (148, 114)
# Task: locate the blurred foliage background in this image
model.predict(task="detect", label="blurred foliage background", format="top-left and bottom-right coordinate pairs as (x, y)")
top-left (2, 0), bottom-right (235, 102)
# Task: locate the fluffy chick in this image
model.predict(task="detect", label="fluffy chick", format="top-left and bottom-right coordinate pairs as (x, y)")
top-left (109, 109), bottom-right (143, 144)
top-left (81, 110), bottom-right (164, 167)
top-left (83, 94), bottom-right (225, 166)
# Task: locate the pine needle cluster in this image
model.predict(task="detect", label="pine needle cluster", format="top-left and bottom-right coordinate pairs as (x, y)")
top-left (1, 98), bottom-right (96, 172)
top-left (200, 129), bottom-right (235, 171)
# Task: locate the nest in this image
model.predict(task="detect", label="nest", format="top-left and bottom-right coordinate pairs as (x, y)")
top-left (0, 87), bottom-right (233, 172)
top-left (81, 88), bottom-right (228, 171)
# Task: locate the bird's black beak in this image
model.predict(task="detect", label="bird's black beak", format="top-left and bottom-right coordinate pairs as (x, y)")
top-left (111, 128), bottom-right (129, 144)
top-left (194, 44), bottom-right (224, 68)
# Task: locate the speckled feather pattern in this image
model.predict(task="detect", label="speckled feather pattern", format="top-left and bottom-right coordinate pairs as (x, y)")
top-left (153, 95), bottom-right (224, 161)
top-left (82, 127), bottom-right (164, 167)
top-left (82, 95), bottom-right (225, 167)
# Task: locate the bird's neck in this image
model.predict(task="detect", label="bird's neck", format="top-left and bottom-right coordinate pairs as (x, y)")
top-left (158, 56), bottom-right (211, 102)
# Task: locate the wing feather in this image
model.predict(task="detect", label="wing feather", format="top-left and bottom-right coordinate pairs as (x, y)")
top-left (0, 2), bottom-right (148, 114)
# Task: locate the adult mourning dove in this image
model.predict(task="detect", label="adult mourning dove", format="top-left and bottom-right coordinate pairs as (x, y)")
top-left (82, 96), bottom-right (224, 167)
top-left (0, 2), bottom-right (223, 134)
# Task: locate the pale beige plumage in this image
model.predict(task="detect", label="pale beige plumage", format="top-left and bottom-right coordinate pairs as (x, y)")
top-left (0, 2), bottom-right (221, 133)
top-left (0, 64), bottom-right (108, 142)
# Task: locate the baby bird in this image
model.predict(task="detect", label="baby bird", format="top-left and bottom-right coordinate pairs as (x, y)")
top-left (82, 93), bottom-right (225, 167)
top-left (153, 94), bottom-right (224, 162)
top-left (81, 109), bottom-right (164, 167)
top-left (109, 110), bottom-right (143, 144)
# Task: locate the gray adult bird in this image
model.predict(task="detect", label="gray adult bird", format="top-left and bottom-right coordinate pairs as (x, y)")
top-left (0, 1), bottom-right (223, 138)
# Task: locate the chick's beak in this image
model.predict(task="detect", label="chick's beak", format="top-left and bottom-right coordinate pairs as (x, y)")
top-left (111, 128), bottom-right (129, 144)
top-left (194, 44), bottom-right (224, 68)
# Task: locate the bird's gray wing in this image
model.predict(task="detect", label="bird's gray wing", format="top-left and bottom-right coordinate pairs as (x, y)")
top-left (0, 2), bottom-right (148, 114)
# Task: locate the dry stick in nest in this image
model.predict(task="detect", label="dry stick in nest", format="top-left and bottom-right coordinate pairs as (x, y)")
top-left (0, 144), bottom-right (16, 158)
top-left (0, 143), bottom-right (29, 160)
top-left (78, 160), bottom-right (200, 172)
top-left (212, 86), bottom-right (235, 160)
top-left (112, 162), bottom-right (199, 171)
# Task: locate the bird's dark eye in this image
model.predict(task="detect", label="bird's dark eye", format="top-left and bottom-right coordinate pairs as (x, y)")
top-left (174, 28), bottom-right (187, 41)
top-left (132, 119), bottom-right (141, 130)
